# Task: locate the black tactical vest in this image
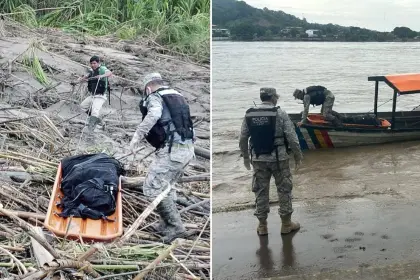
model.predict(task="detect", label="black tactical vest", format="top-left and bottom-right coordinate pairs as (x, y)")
top-left (87, 68), bottom-right (107, 95)
top-left (139, 88), bottom-right (194, 150)
top-left (245, 107), bottom-right (279, 157)
top-left (306, 85), bottom-right (326, 106)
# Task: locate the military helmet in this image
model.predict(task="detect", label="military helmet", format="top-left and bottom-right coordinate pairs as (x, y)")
top-left (260, 87), bottom-right (278, 100)
top-left (143, 72), bottom-right (163, 88)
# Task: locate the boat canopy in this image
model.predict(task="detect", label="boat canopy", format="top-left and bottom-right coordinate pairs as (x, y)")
top-left (368, 73), bottom-right (420, 129)
top-left (368, 73), bottom-right (420, 94)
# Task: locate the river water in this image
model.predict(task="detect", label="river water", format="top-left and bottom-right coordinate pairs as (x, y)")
top-left (212, 41), bottom-right (420, 208)
top-left (211, 41), bottom-right (420, 279)
top-left (212, 41), bottom-right (420, 155)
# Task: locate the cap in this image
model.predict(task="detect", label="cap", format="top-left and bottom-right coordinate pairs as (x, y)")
top-left (260, 87), bottom-right (278, 99)
top-left (143, 72), bottom-right (163, 88)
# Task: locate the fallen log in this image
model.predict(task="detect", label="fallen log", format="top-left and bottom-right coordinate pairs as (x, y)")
top-left (0, 210), bottom-right (45, 221)
top-left (194, 146), bottom-right (209, 159)
top-left (114, 183), bottom-right (171, 245)
top-left (0, 204), bottom-right (60, 259)
top-left (121, 174), bottom-right (210, 188)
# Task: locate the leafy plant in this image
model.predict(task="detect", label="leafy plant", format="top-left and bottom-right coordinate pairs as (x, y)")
top-left (2, 0), bottom-right (210, 62)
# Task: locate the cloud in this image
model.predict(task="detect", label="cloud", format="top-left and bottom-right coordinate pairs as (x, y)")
top-left (243, 0), bottom-right (420, 31)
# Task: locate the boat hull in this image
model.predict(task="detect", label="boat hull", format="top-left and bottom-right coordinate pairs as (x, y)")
top-left (294, 126), bottom-right (420, 150)
top-left (289, 111), bottom-right (420, 150)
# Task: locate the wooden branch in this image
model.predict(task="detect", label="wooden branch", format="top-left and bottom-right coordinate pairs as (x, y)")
top-left (0, 246), bottom-right (28, 275)
top-left (121, 174), bottom-right (209, 188)
top-left (116, 146), bottom-right (146, 161)
top-left (30, 227), bottom-right (54, 267)
top-left (41, 259), bottom-right (100, 278)
top-left (0, 204), bottom-right (59, 259)
top-left (133, 241), bottom-right (179, 280)
top-left (170, 253), bottom-right (199, 280)
top-left (115, 182), bottom-right (171, 245)
top-left (78, 246), bottom-right (99, 262)
top-left (0, 210), bottom-right (45, 221)
top-left (194, 146), bottom-right (209, 159)
top-left (179, 199), bottom-right (210, 214)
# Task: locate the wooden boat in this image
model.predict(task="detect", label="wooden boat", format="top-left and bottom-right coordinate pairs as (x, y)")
top-left (44, 163), bottom-right (123, 242)
top-left (290, 73), bottom-right (420, 150)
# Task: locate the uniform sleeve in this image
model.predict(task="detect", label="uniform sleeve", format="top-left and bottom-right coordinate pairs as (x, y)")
top-left (280, 110), bottom-right (303, 161)
top-left (301, 94), bottom-right (311, 122)
top-left (239, 117), bottom-right (250, 159)
top-left (134, 94), bottom-right (163, 140)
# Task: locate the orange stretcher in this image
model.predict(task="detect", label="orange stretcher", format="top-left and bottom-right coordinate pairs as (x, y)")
top-left (307, 114), bottom-right (391, 128)
top-left (44, 163), bottom-right (123, 242)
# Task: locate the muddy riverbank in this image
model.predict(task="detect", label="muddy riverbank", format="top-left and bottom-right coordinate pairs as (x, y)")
top-left (213, 140), bottom-right (420, 212)
top-left (213, 197), bottom-right (420, 280)
top-left (0, 20), bottom-right (210, 279)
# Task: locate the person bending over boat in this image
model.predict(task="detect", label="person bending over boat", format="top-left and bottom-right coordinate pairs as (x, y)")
top-left (239, 87), bottom-right (303, 236)
top-left (293, 86), bottom-right (342, 126)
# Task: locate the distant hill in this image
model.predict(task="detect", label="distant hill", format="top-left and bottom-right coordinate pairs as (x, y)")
top-left (212, 0), bottom-right (419, 42)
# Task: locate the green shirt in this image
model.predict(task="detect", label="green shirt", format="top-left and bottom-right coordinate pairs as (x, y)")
top-left (97, 65), bottom-right (108, 88)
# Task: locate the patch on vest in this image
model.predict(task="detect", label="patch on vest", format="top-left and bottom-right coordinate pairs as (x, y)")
top-left (245, 107), bottom-right (279, 157)
top-left (251, 116), bottom-right (270, 126)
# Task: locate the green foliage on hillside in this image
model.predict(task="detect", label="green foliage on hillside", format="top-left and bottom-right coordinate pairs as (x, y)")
top-left (1, 0), bottom-right (210, 62)
top-left (213, 0), bottom-right (419, 42)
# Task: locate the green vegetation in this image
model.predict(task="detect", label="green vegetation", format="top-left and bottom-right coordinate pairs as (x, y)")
top-left (22, 40), bottom-right (50, 86)
top-left (1, 0), bottom-right (210, 62)
top-left (213, 0), bottom-right (420, 42)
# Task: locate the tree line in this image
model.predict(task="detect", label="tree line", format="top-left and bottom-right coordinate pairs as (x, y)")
top-left (213, 0), bottom-right (420, 42)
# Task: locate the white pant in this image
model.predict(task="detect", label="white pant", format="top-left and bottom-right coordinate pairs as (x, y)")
top-left (80, 95), bottom-right (107, 118)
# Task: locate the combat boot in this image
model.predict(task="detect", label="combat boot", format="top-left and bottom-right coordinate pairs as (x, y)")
top-left (150, 217), bottom-right (166, 233)
top-left (87, 116), bottom-right (100, 133)
top-left (83, 116), bottom-right (100, 141)
top-left (257, 218), bottom-right (268, 236)
top-left (281, 214), bottom-right (300, 234)
top-left (156, 200), bottom-right (196, 244)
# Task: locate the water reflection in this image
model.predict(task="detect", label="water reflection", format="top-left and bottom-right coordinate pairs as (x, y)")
top-left (281, 231), bottom-right (298, 270)
top-left (256, 235), bottom-right (274, 275)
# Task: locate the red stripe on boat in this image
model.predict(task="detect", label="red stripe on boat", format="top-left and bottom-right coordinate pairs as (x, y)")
top-left (321, 130), bottom-right (334, 148)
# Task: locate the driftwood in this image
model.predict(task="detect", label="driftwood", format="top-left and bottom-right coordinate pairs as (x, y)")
top-left (133, 241), bottom-right (179, 280)
top-left (0, 22), bottom-right (210, 280)
top-left (116, 183), bottom-right (171, 245)
top-left (30, 227), bottom-right (54, 267)
top-left (194, 146), bottom-right (210, 159)
top-left (121, 174), bottom-right (210, 188)
top-left (0, 204), bottom-right (60, 259)
top-left (0, 210), bottom-right (45, 221)
top-left (21, 259), bottom-right (100, 279)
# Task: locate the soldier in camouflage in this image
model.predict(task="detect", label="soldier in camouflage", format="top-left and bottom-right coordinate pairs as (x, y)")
top-left (129, 72), bottom-right (196, 244)
top-left (239, 87), bottom-right (303, 236)
top-left (293, 86), bottom-right (342, 126)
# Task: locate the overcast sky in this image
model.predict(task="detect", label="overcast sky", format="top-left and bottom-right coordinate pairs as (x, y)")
top-left (244, 0), bottom-right (420, 31)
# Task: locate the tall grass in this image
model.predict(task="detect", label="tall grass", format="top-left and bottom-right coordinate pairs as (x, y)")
top-left (0, 0), bottom-right (210, 62)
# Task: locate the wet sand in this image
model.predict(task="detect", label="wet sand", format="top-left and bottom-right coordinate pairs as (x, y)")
top-left (212, 141), bottom-right (420, 279)
top-left (213, 140), bottom-right (420, 212)
top-left (212, 197), bottom-right (420, 280)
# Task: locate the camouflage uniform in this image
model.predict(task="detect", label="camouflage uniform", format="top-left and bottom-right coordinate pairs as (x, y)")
top-left (300, 89), bottom-right (340, 125)
top-left (131, 73), bottom-right (195, 243)
top-left (239, 88), bottom-right (303, 222)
